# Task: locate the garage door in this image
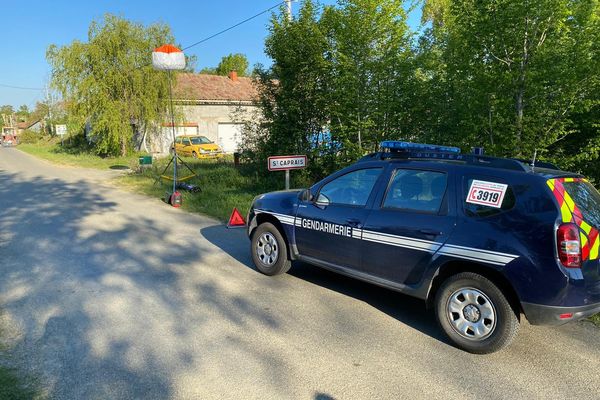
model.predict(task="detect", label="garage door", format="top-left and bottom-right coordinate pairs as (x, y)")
top-left (217, 123), bottom-right (243, 153)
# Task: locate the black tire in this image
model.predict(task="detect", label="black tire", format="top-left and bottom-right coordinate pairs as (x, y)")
top-left (192, 151), bottom-right (198, 158)
top-left (251, 222), bottom-right (291, 276)
top-left (435, 272), bottom-right (519, 354)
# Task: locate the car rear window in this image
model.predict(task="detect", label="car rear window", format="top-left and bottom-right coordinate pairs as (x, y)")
top-left (563, 180), bottom-right (600, 228)
top-left (190, 136), bottom-right (212, 145)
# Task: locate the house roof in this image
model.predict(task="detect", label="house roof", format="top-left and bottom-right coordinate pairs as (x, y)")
top-left (17, 119), bottom-right (40, 129)
top-left (174, 73), bottom-right (259, 103)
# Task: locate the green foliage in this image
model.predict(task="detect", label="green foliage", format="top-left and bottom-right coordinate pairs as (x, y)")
top-left (47, 14), bottom-right (174, 157)
top-left (199, 67), bottom-right (217, 75)
top-left (215, 53), bottom-right (249, 77)
top-left (0, 105), bottom-right (14, 115)
top-left (243, 0), bottom-right (600, 181)
top-left (15, 105), bottom-right (29, 121)
top-left (419, 0), bottom-right (600, 159)
top-left (0, 367), bottom-right (39, 400)
top-left (18, 130), bottom-right (41, 144)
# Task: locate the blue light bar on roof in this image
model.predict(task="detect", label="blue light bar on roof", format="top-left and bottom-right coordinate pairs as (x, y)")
top-left (380, 141), bottom-right (461, 154)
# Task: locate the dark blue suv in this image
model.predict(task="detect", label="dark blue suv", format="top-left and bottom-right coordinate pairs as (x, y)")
top-left (247, 142), bottom-right (600, 353)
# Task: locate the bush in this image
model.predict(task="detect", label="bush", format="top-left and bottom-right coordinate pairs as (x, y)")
top-left (18, 130), bottom-right (41, 144)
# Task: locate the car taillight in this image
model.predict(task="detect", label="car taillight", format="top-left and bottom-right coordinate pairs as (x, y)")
top-left (557, 223), bottom-right (581, 268)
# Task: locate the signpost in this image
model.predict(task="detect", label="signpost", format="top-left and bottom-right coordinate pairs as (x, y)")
top-left (268, 155), bottom-right (307, 189)
top-left (55, 124), bottom-right (67, 146)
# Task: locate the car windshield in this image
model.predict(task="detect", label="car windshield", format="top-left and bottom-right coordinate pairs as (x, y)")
top-left (563, 180), bottom-right (600, 228)
top-left (189, 136), bottom-right (212, 145)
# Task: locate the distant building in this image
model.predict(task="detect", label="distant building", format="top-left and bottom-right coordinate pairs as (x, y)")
top-left (17, 119), bottom-right (43, 134)
top-left (151, 71), bottom-right (259, 154)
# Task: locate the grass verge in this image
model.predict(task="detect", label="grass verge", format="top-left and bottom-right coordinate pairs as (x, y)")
top-left (0, 321), bottom-right (41, 400)
top-left (18, 140), bottom-right (302, 221)
top-left (0, 367), bottom-right (40, 400)
top-left (116, 157), bottom-right (298, 221)
top-left (18, 138), bottom-right (140, 170)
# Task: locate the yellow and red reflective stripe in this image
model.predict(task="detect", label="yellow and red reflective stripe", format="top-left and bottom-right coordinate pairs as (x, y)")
top-left (547, 178), bottom-right (599, 261)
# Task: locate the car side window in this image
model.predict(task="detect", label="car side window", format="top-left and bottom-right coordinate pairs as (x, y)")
top-left (463, 177), bottom-right (516, 218)
top-left (176, 137), bottom-right (182, 144)
top-left (383, 169), bottom-right (448, 213)
top-left (317, 168), bottom-right (383, 207)
top-left (184, 138), bottom-right (191, 145)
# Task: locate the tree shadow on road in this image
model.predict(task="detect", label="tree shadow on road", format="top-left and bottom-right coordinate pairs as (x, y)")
top-left (200, 224), bottom-right (449, 346)
top-left (0, 170), bottom-right (291, 398)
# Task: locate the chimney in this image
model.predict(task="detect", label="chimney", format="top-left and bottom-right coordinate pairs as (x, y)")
top-left (228, 70), bottom-right (238, 82)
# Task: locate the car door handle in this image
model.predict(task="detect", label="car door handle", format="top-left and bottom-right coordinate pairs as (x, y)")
top-left (346, 218), bottom-right (362, 228)
top-left (419, 229), bottom-right (441, 236)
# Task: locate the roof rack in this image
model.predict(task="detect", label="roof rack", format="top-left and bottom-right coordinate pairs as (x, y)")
top-left (511, 158), bottom-right (560, 170)
top-left (367, 141), bottom-right (534, 172)
top-left (375, 151), bottom-right (529, 171)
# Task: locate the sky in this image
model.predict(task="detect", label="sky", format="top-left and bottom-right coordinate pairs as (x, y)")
top-left (0, 0), bottom-right (421, 109)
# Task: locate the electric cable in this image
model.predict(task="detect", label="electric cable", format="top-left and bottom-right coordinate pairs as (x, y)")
top-left (0, 83), bottom-right (44, 91)
top-left (183, 1), bottom-right (287, 50)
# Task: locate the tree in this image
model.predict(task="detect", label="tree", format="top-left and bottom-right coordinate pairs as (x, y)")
top-left (321, 0), bottom-right (415, 158)
top-left (241, 0), bottom-right (333, 178)
top-left (216, 53), bottom-right (249, 77)
top-left (16, 105), bottom-right (30, 121)
top-left (47, 14), bottom-right (174, 156)
top-left (419, 0), bottom-right (600, 159)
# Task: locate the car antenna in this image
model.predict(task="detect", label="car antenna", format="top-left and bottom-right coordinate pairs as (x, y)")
top-left (530, 149), bottom-right (537, 172)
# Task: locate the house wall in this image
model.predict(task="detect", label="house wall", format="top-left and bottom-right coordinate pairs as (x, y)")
top-left (148, 102), bottom-right (259, 154)
top-left (179, 103), bottom-right (258, 142)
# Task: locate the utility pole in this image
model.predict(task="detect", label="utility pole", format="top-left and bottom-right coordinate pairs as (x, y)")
top-left (286, 0), bottom-right (292, 21)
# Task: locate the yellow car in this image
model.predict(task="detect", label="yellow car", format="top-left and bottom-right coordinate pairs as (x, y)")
top-left (172, 135), bottom-right (224, 158)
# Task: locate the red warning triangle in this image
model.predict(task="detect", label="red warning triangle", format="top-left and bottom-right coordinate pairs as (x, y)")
top-left (227, 207), bottom-right (246, 228)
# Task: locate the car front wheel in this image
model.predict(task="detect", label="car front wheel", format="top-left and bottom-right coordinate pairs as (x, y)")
top-left (435, 272), bottom-right (519, 354)
top-left (251, 222), bottom-right (291, 276)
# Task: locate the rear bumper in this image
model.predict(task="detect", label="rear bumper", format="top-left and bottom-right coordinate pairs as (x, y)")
top-left (522, 301), bottom-right (600, 326)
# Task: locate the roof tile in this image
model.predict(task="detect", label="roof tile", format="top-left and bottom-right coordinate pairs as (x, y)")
top-left (175, 73), bottom-right (258, 102)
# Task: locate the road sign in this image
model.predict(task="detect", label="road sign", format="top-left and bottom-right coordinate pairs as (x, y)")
top-left (55, 125), bottom-right (67, 136)
top-left (268, 155), bottom-right (307, 189)
top-left (268, 155), bottom-right (307, 171)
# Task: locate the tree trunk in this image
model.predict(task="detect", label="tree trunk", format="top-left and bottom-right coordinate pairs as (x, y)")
top-left (516, 15), bottom-right (530, 156)
top-left (121, 136), bottom-right (127, 156)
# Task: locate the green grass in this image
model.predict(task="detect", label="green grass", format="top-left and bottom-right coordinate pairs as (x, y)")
top-left (18, 140), bottom-right (299, 221)
top-left (0, 367), bottom-right (40, 400)
top-left (116, 157), bottom-right (298, 221)
top-left (590, 313), bottom-right (600, 326)
top-left (18, 138), bottom-right (141, 170)
top-left (0, 322), bottom-right (41, 400)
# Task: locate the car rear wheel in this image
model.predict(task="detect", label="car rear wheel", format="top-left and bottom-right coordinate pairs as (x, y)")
top-left (251, 222), bottom-right (291, 276)
top-left (435, 272), bottom-right (519, 354)
top-left (192, 151), bottom-right (198, 158)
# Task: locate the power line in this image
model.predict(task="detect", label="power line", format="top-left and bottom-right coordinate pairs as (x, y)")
top-left (0, 83), bottom-right (44, 91)
top-left (1, 2), bottom-right (292, 91)
top-left (183, 1), bottom-right (287, 51)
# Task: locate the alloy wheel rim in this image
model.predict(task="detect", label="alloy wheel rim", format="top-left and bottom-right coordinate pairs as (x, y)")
top-left (256, 232), bottom-right (279, 266)
top-left (447, 287), bottom-right (497, 341)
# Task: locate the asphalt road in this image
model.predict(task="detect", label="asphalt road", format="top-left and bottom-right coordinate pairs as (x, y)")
top-left (0, 147), bottom-right (599, 400)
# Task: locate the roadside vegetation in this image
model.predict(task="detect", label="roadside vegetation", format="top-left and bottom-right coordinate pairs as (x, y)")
top-left (0, 318), bottom-right (41, 400)
top-left (18, 137), bottom-right (143, 171)
top-left (17, 138), bottom-right (300, 221)
top-left (0, 367), bottom-right (39, 400)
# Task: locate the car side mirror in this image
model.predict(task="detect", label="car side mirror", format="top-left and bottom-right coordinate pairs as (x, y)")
top-left (299, 189), bottom-right (313, 202)
top-left (315, 193), bottom-right (330, 208)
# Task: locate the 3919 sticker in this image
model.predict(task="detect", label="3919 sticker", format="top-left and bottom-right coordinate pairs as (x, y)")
top-left (466, 180), bottom-right (508, 208)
